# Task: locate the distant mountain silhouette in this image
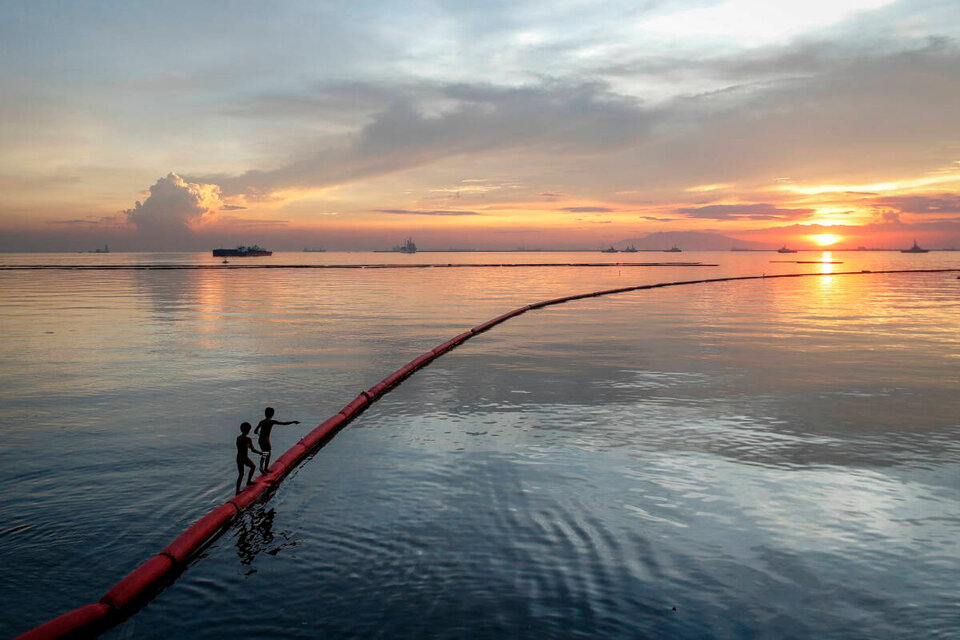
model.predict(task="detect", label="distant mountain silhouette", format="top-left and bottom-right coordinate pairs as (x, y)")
top-left (613, 231), bottom-right (770, 251)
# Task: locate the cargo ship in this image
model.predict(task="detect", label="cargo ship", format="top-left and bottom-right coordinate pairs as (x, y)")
top-left (212, 245), bottom-right (272, 257)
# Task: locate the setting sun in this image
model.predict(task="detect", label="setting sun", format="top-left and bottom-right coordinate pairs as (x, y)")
top-left (811, 233), bottom-right (842, 246)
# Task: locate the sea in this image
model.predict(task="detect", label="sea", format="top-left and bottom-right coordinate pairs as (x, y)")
top-left (1, 250), bottom-right (958, 639)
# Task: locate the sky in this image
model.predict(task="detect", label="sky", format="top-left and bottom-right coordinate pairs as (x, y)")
top-left (2, 0), bottom-right (959, 251)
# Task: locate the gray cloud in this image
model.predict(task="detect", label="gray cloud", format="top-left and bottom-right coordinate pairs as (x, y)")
top-left (874, 209), bottom-right (902, 223)
top-left (873, 193), bottom-right (960, 214)
top-left (171, 38), bottom-right (960, 222)
top-left (219, 204), bottom-right (248, 211)
top-left (676, 203), bottom-right (814, 220)
top-left (563, 37), bottom-right (960, 196)
top-left (561, 206), bottom-right (612, 213)
top-left (376, 209), bottom-right (481, 216)
top-left (217, 216), bottom-right (288, 226)
top-left (194, 80), bottom-right (652, 197)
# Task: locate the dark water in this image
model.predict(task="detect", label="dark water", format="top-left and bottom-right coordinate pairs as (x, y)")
top-left (1, 252), bottom-right (958, 638)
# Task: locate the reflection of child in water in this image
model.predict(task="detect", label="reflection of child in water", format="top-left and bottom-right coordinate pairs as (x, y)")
top-left (236, 422), bottom-right (263, 494)
top-left (254, 407), bottom-right (300, 473)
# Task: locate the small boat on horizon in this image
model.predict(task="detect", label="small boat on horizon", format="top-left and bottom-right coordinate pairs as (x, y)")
top-left (212, 245), bottom-right (272, 257)
top-left (664, 245), bottom-right (682, 253)
top-left (900, 239), bottom-right (929, 254)
top-left (777, 245), bottom-right (797, 253)
top-left (600, 246), bottom-right (618, 253)
top-left (622, 245), bottom-right (638, 253)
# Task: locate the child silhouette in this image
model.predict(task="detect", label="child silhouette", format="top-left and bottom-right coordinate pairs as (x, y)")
top-left (235, 422), bottom-right (263, 494)
top-left (254, 407), bottom-right (300, 473)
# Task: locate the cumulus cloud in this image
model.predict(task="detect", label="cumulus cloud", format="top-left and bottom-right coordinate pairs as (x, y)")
top-left (124, 173), bottom-right (223, 242)
top-left (676, 203), bottom-right (814, 220)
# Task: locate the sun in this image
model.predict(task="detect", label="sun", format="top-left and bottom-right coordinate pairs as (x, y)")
top-left (811, 233), bottom-right (842, 246)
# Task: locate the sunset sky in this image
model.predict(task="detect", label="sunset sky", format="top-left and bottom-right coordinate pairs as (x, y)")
top-left (2, 0), bottom-right (959, 251)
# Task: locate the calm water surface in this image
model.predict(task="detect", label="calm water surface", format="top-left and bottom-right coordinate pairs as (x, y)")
top-left (1, 252), bottom-right (959, 638)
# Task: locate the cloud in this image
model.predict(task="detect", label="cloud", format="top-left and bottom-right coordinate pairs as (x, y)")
top-left (873, 193), bottom-right (960, 215)
top-left (47, 214), bottom-right (126, 226)
top-left (219, 204), bottom-right (248, 211)
top-left (124, 173), bottom-right (223, 243)
top-left (873, 208), bottom-right (902, 224)
top-left (576, 38), bottom-right (960, 196)
top-left (375, 209), bottom-right (481, 216)
top-left (194, 80), bottom-right (652, 197)
top-left (676, 203), bottom-right (814, 220)
top-left (216, 216), bottom-right (289, 226)
top-left (78, 16), bottom-right (960, 251)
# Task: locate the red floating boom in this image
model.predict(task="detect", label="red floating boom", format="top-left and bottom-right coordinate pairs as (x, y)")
top-left (14, 604), bottom-right (112, 640)
top-left (162, 504), bottom-right (238, 565)
top-left (99, 555), bottom-right (177, 611)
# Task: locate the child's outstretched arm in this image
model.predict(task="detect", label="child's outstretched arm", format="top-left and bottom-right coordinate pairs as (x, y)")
top-left (278, 420), bottom-right (300, 425)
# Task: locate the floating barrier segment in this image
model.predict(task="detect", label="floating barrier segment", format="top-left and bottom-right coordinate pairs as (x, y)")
top-left (15, 267), bottom-right (960, 639)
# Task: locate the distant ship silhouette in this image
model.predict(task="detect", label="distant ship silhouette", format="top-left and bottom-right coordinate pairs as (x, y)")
top-left (212, 245), bottom-right (272, 257)
top-left (900, 239), bottom-right (929, 254)
top-left (394, 238), bottom-right (417, 253)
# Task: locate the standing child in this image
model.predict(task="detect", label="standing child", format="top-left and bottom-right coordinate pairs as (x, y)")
top-left (254, 407), bottom-right (300, 473)
top-left (236, 422), bottom-right (262, 494)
